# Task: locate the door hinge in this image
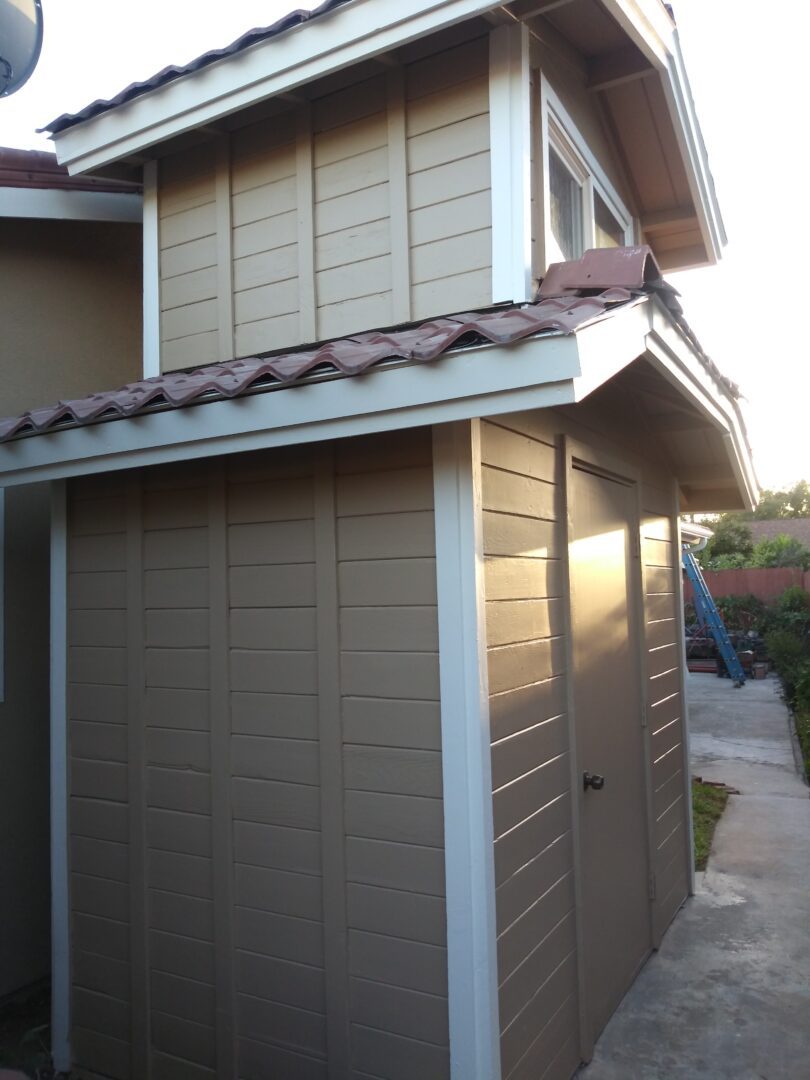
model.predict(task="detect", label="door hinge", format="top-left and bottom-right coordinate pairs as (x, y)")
top-left (648, 872), bottom-right (657, 901)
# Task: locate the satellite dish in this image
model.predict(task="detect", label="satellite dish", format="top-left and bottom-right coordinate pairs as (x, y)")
top-left (0, 0), bottom-right (43, 97)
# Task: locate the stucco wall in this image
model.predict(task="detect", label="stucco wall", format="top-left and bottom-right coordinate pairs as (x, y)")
top-left (0, 216), bottom-right (141, 998)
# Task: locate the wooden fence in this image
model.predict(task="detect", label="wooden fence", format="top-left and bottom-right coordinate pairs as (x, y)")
top-left (683, 566), bottom-right (810, 605)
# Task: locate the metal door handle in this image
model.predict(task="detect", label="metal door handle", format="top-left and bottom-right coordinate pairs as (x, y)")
top-left (583, 772), bottom-right (605, 791)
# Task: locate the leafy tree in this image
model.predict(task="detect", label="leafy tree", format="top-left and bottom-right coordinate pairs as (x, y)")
top-left (751, 480), bottom-right (810, 519)
top-left (751, 534), bottom-right (810, 570)
top-left (701, 516), bottom-right (753, 565)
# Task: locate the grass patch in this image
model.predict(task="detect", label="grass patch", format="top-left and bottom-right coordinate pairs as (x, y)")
top-left (692, 780), bottom-right (730, 871)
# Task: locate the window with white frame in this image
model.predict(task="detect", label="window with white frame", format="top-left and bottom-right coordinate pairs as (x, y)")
top-left (541, 80), bottom-right (634, 269)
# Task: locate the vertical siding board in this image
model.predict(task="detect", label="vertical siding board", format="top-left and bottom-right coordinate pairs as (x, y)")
top-left (386, 67), bottom-right (411, 324)
top-left (314, 448), bottom-right (351, 1075)
top-left (296, 105), bottom-right (317, 341)
top-left (126, 476), bottom-right (150, 1079)
top-left (215, 137), bottom-right (235, 362)
top-left (209, 464), bottom-right (236, 1077)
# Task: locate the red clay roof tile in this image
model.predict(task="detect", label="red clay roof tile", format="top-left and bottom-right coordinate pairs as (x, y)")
top-left (0, 246), bottom-right (729, 444)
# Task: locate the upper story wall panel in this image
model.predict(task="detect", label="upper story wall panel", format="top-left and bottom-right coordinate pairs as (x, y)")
top-left (153, 24), bottom-right (492, 373)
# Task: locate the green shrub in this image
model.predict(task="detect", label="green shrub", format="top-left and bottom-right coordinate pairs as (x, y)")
top-left (714, 593), bottom-right (767, 633)
top-left (764, 629), bottom-right (807, 698)
top-left (752, 534), bottom-right (810, 570)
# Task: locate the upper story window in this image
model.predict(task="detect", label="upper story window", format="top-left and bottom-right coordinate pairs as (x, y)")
top-left (541, 80), bottom-right (633, 268)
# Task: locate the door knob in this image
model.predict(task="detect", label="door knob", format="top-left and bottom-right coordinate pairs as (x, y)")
top-left (583, 772), bottom-right (605, 791)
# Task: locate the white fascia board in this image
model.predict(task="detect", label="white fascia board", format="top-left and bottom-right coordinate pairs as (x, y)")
top-left (570, 296), bottom-right (651, 401)
top-left (489, 22), bottom-right (532, 304)
top-left (52, 0), bottom-right (504, 174)
top-left (0, 186), bottom-right (142, 222)
top-left (643, 306), bottom-right (758, 509)
top-left (0, 334), bottom-right (580, 487)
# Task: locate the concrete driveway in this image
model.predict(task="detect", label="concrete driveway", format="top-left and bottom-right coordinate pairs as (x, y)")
top-left (580, 673), bottom-right (810, 1080)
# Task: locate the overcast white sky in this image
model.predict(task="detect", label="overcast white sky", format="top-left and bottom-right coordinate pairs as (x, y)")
top-left (2, 1), bottom-right (807, 491)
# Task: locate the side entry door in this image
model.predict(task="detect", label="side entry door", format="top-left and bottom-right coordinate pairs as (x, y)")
top-left (567, 447), bottom-right (652, 1048)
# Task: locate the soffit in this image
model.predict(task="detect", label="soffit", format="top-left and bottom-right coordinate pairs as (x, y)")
top-left (518, 0), bottom-right (718, 271)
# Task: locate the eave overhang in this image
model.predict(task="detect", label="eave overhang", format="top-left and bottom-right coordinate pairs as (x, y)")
top-left (0, 295), bottom-right (756, 513)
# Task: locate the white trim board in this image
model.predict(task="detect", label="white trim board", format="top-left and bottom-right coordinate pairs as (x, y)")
top-left (0, 186), bottom-right (142, 222)
top-left (489, 21), bottom-right (532, 305)
top-left (433, 419), bottom-right (501, 1079)
top-left (52, 0), bottom-right (506, 174)
top-left (142, 161), bottom-right (160, 379)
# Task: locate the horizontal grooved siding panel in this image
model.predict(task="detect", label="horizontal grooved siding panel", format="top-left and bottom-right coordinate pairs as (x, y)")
top-left (342, 698), bottom-right (441, 751)
top-left (236, 908), bottom-right (324, 968)
top-left (345, 791), bottom-right (444, 847)
top-left (73, 949), bottom-right (130, 1001)
top-left (481, 422), bottom-right (576, 1065)
top-left (348, 930), bottom-right (447, 997)
top-left (491, 715), bottom-right (568, 791)
top-left (231, 779), bottom-right (320, 830)
top-left (238, 1035), bottom-right (327, 1079)
top-left (493, 754), bottom-right (570, 840)
top-left (67, 484), bottom-right (134, 1079)
top-left (72, 1027), bottom-right (131, 1080)
top-left (237, 993), bottom-right (326, 1056)
top-left (345, 837), bottom-right (445, 896)
top-left (408, 151), bottom-right (490, 210)
top-left (152, 972), bottom-right (216, 1028)
top-left (346, 883), bottom-right (446, 945)
top-left (349, 978), bottom-right (449, 1046)
top-left (482, 467), bottom-right (556, 520)
top-left (489, 677), bottom-right (567, 744)
top-left (235, 865), bottom-right (322, 923)
top-left (350, 1025), bottom-right (450, 1080)
top-left (486, 598), bottom-right (565, 648)
top-left (502, 963), bottom-right (578, 1080)
top-left (488, 637), bottom-right (566, 695)
top-left (343, 746), bottom-right (442, 798)
top-left (72, 836), bottom-right (129, 883)
top-left (236, 951), bottom-right (325, 1013)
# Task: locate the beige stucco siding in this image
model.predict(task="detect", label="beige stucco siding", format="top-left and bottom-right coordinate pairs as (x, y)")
top-left (155, 23), bottom-right (492, 372)
top-left (65, 429), bottom-right (446, 1079)
top-left (481, 416), bottom-right (580, 1080)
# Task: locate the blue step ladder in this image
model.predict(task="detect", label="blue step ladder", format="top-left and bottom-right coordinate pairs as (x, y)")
top-left (682, 549), bottom-right (746, 686)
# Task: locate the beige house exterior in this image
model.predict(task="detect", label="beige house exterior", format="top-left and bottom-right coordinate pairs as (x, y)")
top-left (0, 3), bottom-right (756, 1078)
top-left (0, 148), bottom-right (142, 999)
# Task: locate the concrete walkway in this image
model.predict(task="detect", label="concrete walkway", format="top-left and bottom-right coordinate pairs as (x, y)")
top-left (581, 673), bottom-right (810, 1080)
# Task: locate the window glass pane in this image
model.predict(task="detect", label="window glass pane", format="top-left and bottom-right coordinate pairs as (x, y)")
top-left (549, 147), bottom-right (582, 261)
top-left (594, 191), bottom-right (625, 248)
